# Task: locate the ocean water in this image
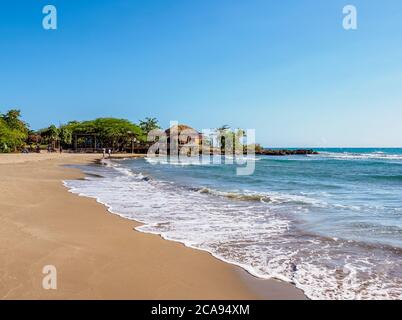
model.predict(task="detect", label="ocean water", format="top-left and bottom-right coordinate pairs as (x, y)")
top-left (65, 148), bottom-right (402, 300)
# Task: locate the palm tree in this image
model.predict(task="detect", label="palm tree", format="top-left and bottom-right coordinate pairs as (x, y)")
top-left (139, 117), bottom-right (160, 136)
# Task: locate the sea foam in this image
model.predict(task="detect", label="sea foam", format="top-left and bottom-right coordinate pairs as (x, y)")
top-left (64, 156), bottom-right (402, 300)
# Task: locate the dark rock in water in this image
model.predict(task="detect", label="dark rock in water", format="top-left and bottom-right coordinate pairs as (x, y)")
top-left (257, 149), bottom-right (318, 156)
top-left (200, 148), bottom-right (318, 156)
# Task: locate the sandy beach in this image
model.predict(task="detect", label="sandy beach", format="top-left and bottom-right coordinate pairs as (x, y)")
top-left (0, 153), bottom-right (305, 300)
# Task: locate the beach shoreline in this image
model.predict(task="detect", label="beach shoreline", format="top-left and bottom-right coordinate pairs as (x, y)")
top-left (0, 153), bottom-right (306, 300)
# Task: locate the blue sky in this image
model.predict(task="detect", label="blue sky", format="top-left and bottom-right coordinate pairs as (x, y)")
top-left (1, 0), bottom-right (402, 147)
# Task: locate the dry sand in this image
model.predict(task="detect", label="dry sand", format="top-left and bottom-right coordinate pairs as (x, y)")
top-left (0, 153), bottom-right (306, 299)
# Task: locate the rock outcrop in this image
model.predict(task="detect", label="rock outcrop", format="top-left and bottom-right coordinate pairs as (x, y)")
top-left (257, 149), bottom-right (318, 156)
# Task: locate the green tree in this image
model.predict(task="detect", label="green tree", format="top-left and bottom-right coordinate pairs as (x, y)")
top-left (40, 125), bottom-right (60, 149)
top-left (215, 126), bottom-right (246, 154)
top-left (234, 128), bottom-right (246, 150)
top-left (65, 118), bottom-right (144, 151)
top-left (1, 109), bottom-right (28, 133)
top-left (0, 109), bottom-right (29, 152)
top-left (216, 125), bottom-right (230, 152)
top-left (59, 126), bottom-right (73, 145)
top-left (139, 117), bottom-right (160, 136)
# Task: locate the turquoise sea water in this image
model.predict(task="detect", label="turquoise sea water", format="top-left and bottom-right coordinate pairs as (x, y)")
top-left (66, 148), bottom-right (402, 299)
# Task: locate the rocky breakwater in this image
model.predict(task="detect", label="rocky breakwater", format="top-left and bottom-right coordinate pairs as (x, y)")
top-left (257, 149), bottom-right (318, 156)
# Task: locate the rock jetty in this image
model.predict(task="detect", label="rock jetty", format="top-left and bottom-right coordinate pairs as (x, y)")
top-left (257, 149), bottom-right (318, 156)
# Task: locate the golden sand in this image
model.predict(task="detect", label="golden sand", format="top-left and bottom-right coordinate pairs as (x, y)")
top-left (0, 153), bottom-right (305, 299)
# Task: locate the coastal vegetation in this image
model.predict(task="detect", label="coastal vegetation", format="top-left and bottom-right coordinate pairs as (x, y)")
top-left (215, 125), bottom-right (247, 153)
top-left (139, 117), bottom-right (161, 135)
top-left (61, 118), bottom-right (144, 151)
top-left (0, 110), bottom-right (29, 153)
top-left (0, 109), bottom-right (316, 155)
top-left (0, 109), bottom-right (155, 153)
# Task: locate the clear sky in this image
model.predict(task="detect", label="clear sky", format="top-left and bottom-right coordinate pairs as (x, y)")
top-left (1, 0), bottom-right (402, 147)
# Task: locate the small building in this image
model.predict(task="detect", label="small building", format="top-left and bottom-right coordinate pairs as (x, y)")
top-left (164, 124), bottom-right (204, 155)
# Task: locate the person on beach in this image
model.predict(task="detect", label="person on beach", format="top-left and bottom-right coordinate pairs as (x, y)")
top-left (60, 146), bottom-right (63, 154)
top-left (108, 149), bottom-right (112, 158)
top-left (102, 148), bottom-right (106, 158)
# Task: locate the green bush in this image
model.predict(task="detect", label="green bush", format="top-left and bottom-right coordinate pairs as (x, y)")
top-left (0, 110), bottom-right (29, 153)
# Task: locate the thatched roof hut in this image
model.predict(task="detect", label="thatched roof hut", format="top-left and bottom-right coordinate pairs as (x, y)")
top-left (165, 124), bottom-right (197, 135)
top-left (165, 124), bottom-right (202, 144)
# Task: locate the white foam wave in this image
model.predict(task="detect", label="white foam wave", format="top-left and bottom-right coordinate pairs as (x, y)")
top-left (63, 164), bottom-right (402, 300)
top-left (311, 152), bottom-right (402, 161)
top-left (145, 155), bottom-right (261, 166)
top-left (198, 187), bottom-right (327, 207)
